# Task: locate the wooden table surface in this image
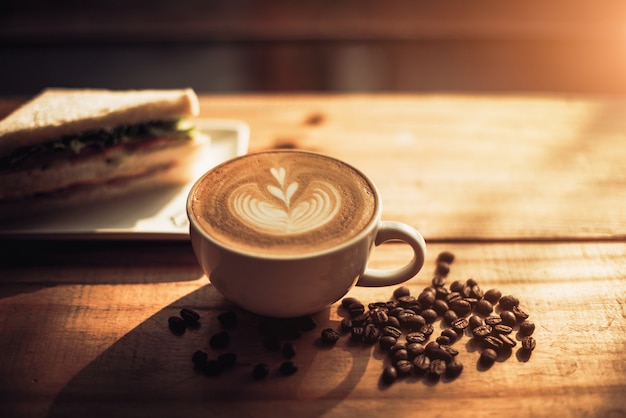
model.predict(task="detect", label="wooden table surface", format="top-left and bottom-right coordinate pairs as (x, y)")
top-left (1, 94), bottom-right (625, 418)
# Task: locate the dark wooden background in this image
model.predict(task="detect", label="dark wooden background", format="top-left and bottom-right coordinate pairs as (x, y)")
top-left (1, 0), bottom-right (625, 95)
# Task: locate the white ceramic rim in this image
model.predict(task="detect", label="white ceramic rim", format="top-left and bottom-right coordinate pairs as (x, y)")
top-left (186, 149), bottom-right (383, 260)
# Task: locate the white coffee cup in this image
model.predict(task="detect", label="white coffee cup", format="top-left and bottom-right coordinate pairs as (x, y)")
top-left (187, 150), bottom-right (426, 317)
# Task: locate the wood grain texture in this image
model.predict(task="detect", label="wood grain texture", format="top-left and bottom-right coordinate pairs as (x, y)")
top-left (0, 242), bottom-right (624, 418)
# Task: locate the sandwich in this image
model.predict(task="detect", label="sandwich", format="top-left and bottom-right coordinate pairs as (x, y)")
top-left (0, 88), bottom-right (209, 219)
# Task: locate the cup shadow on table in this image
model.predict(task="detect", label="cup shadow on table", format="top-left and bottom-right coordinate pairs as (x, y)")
top-left (47, 283), bottom-right (370, 418)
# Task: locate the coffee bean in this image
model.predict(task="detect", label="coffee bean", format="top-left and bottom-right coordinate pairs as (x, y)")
top-left (397, 295), bottom-right (418, 308)
top-left (521, 336), bottom-right (536, 351)
top-left (441, 344), bottom-right (459, 358)
top-left (341, 297), bottom-right (361, 309)
top-left (432, 299), bottom-right (449, 316)
top-left (395, 359), bottom-right (414, 376)
top-left (435, 262), bottom-right (450, 277)
top-left (483, 288), bottom-right (502, 304)
top-left (499, 295), bottom-right (520, 310)
top-left (362, 323), bottom-right (381, 344)
top-left (421, 308), bottom-right (438, 323)
top-left (519, 320), bottom-right (536, 336)
top-left (469, 284), bottom-right (484, 299)
top-left (427, 347), bottom-right (453, 363)
top-left (389, 342), bottom-right (407, 354)
top-left (449, 299), bottom-right (472, 317)
top-left (279, 361), bottom-right (298, 376)
top-left (321, 328), bottom-right (341, 345)
top-left (381, 365), bottom-right (398, 384)
top-left (180, 308), bottom-right (200, 325)
top-left (513, 305), bottom-right (530, 322)
top-left (428, 359), bottom-right (447, 379)
top-left (217, 311), bottom-right (238, 328)
top-left (420, 323), bottom-right (435, 337)
top-left (388, 307), bottom-right (404, 318)
top-left (484, 315), bottom-right (503, 326)
top-left (192, 350), bottom-right (208, 367)
top-left (451, 317), bottom-right (469, 334)
top-left (479, 348), bottom-right (498, 367)
top-left (431, 275), bottom-right (446, 287)
top-left (383, 325), bottom-right (402, 339)
top-left (436, 335), bottom-right (451, 346)
top-left (498, 334), bottom-right (517, 349)
top-left (210, 331), bottom-right (230, 350)
top-left (445, 291), bottom-right (463, 303)
top-left (482, 335), bottom-right (504, 351)
top-left (493, 324), bottom-right (513, 335)
top-left (340, 317), bottom-right (353, 332)
top-left (370, 309), bottom-right (389, 326)
top-left (449, 281), bottom-right (464, 293)
top-left (441, 328), bottom-right (459, 343)
top-left (252, 363), bottom-right (269, 380)
top-left (350, 326), bottom-right (365, 341)
top-left (443, 310), bottom-right (459, 326)
top-left (436, 251), bottom-right (455, 264)
top-left (281, 342), bottom-right (296, 359)
top-left (468, 315), bottom-right (483, 331)
top-left (472, 324), bottom-right (492, 338)
top-left (413, 354), bottom-right (430, 375)
top-left (168, 316), bottom-right (186, 334)
top-left (399, 313), bottom-right (426, 330)
top-left (500, 310), bottom-right (517, 327)
top-left (393, 286), bottom-right (411, 300)
top-left (392, 348), bottom-right (409, 363)
top-left (465, 278), bottom-right (478, 287)
top-left (351, 313), bottom-right (369, 326)
top-left (385, 316), bottom-right (401, 329)
top-left (379, 335), bottom-right (398, 351)
top-left (445, 359), bottom-right (464, 378)
top-left (406, 342), bottom-right (425, 358)
top-left (417, 290), bottom-right (436, 308)
top-left (474, 299), bottom-right (494, 316)
top-left (348, 302), bottom-right (366, 317)
top-left (406, 332), bottom-right (427, 344)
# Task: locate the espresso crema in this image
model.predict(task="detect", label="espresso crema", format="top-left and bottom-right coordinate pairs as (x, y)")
top-left (189, 151), bottom-right (378, 256)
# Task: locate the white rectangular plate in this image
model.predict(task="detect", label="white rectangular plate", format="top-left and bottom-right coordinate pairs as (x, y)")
top-left (0, 119), bottom-right (249, 240)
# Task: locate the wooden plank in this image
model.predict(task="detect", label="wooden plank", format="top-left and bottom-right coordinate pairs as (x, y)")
top-left (0, 242), bottom-right (624, 417)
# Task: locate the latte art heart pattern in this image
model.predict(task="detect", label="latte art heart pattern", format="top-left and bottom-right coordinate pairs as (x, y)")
top-left (230, 167), bottom-right (341, 235)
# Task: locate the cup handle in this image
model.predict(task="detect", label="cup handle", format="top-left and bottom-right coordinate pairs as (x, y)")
top-left (357, 221), bottom-right (426, 287)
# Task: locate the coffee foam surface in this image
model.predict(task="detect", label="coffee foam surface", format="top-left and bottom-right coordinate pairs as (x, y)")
top-left (190, 151), bottom-right (377, 256)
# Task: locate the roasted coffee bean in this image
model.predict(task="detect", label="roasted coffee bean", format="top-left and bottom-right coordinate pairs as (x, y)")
top-left (421, 308), bottom-right (438, 323)
top-left (427, 347), bottom-right (453, 363)
top-left (385, 316), bottom-right (401, 329)
top-left (369, 301), bottom-right (389, 311)
top-left (389, 342), bottom-right (407, 354)
top-left (381, 365), bottom-right (398, 384)
top-left (370, 309), bottom-right (389, 326)
top-left (465, 278), bottom-right (478, 287)
top-left (441, 328), bottom-right (459, 343)
top-left (379, 335), bottom-right (398, 351)
top-left (500, 310), bottom-right (517, 327)
top-left (519, 320), bottom-right (536, 336)
top-left (482, 335), bottom-right (504, 351)
top-left (217, 352), bottom-right (237, 368)
top-left (388, 307), bottom-right (405, 318)
top-left (406, 332), bottom-right (427, 344)
top-left (362, 323), bottom-right (381, 344)
top-left (434, 286), bottom-right (451, 300)
top-left (472, 324), bottom-right (493, 338)
top-left (483, 288), bottom-right (502, 304)
top-left (347, 302), bottom-right (366, 317)
top-left (521, 336), bottom-right (536, 351)
top-left (393, 286), bottom-right (411, 300)
top-left (351, 313), bottom-right (369, 326)
top-left (445, 359), bottom-right (464, 378)
top-left (432, 299), bottom-right (449, 316)
top-left (512, 305), bottom-right (530, 322)
top-left (451, 318), bottom-right (469, 334)
top-left (437, 251), bottom-right (455, 264)
top-left (217, 310), bottom-right (238, 328)
top-left (428, 358), bottom-right (447, 379)
top-left (484, 315), bottom-right (503, 326)
top-left (192, 350), bottom-right (208, 367)
top-left (395, 359), bottom-right (414, 376)
top-left (498, 295), bottom-right (520, 310)
top-left (449, 299), bottom-right (472, 317)
top-left (498, 334), bottom-right (517, 349)
top-left (493, 324), bottom-right (513, 335)
top-left (413, 354), bottom-right (430, 375)
top-left (441, 344), bottom-right (459, 358)
top-left (445, 291), bottom-right (463, 304)
top-left (443, 310), bottom-right (459, 326)
top-left (279, 361), bottom-right (298, 376)
top-left (392, 348), bottom-right (409, 363)
top-left (431, 275), bottom-right (446, 287)
top-left (424, 341), bottom-right (440, 357)
top-left (252, 363), bottom-right (269, 380)
top-left (321, 328), bottom-right (341, 345)
top-left (435, 262), bottom-right (450, 277)
top-left (386, 301), bottom-right (398, 310)
top-left (180, 308), bottom-right (200, 325)
top-left (282, 342), bottom-right (296, 359)
top-left (464, 297), bottom-right (479, 308)
top-left (397, 295), bottom-right (418, 308)
top-left (419, 323), bottom-right (435, 337)
top-left (406, 342), bottom-right (425, 358)
top-left (350, 326), bottom-right (365, 341)
top-left (474, 299), bottom-right (494, 316)
top-left (468, 315), bottom-right (483, 331)
top-left (399, 313), bottom-right (426, 330)
top-left (210, 331), bottom-right (230, 349)
top-left (168, 316), bottom-right (186, 334)
top-left (341, 297), bottom-right (361, 309)
top-left (449, 280), bottom-right (464, 293)
top-left (479, 348), bottom-right (498, 367)
top-left (202, 360), bottom-right (222, 377)
top-left (436, 335), bottom-right (451, 346)
top-left (340, 317), bottom-right (354, 332)
top-left (417, 290), bottom-right (436, 308)
top-left (383, 326), bottom-right (402, 339)
top-left (469, 284), bottom-right (484, 299)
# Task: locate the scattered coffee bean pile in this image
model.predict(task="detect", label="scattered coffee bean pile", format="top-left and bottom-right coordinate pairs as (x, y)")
top-left (319, 251), bottom-right (536, 384)
top-left (168, 251), bottom-right (535, 385)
